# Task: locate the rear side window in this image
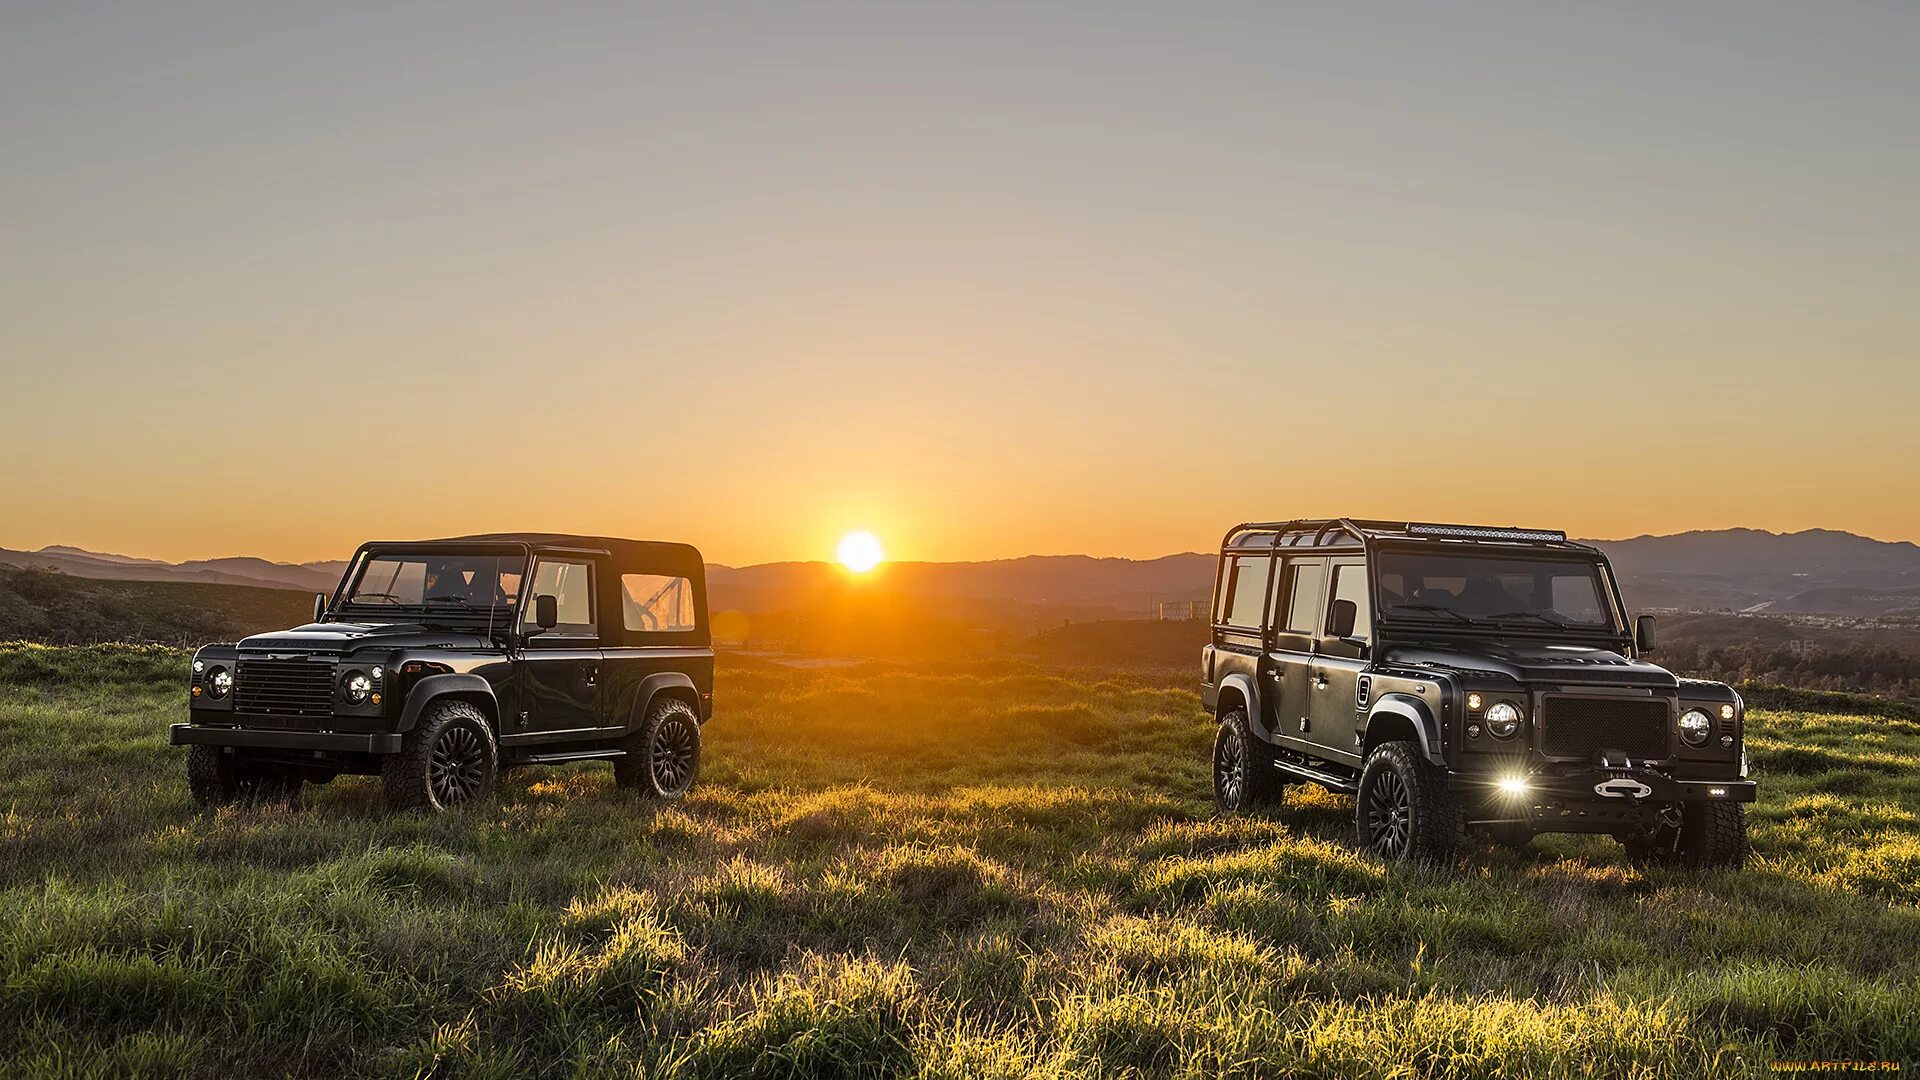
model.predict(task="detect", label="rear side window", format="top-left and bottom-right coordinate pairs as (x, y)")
top-left (623, 574), bottom-right (698, 632)
top-left (1220, 557), bottom-right (1271, 628)
top-left (1283, 560), bottom-right (1326, 634)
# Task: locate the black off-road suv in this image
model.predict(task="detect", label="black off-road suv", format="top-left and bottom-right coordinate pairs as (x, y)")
top-left (1203, 519), bottom-right (1753, 867)
top-left (171, 534), bottom-right (713, 812)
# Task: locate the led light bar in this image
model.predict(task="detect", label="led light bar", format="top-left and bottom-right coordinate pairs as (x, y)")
top-left (1406, 523), bottom-right (1567, 542)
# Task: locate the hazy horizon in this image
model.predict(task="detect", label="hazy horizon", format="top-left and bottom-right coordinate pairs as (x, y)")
top-left (4, 3), bottom-right (1917, 566)
top-left (11, 520), bottom-right (1920, 570)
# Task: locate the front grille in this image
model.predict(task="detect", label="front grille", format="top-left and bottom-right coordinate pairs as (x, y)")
top-left (1538, 696), bottom-right (1670, 760)
top-left (234, 658), bottom-right (336, 720)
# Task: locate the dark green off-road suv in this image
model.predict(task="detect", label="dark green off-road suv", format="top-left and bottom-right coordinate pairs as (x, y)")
top-left (1203, 519), bottom-right (1753, 866)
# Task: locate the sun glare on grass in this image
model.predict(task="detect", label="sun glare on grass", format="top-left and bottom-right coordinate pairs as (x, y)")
top-left (837, 530), bottom-right (885, 573)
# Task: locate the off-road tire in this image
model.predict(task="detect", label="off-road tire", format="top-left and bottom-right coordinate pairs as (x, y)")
top-left (1626, 801), bottom-right (1748, 869)
top-left (382, 701), bottom-right (497, 812)
top-left (187, 745), bottom-right (302, 809)
top-left (1213, 707), bottom-right (1288, 813)
top-left (1355, 741), bottom-right (1466, 863)
top-left (615, 698), bottom-right (701, 801)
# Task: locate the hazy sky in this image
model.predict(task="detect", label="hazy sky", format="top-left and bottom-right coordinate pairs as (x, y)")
top-left (3, 2), bottom-right (1916, 565)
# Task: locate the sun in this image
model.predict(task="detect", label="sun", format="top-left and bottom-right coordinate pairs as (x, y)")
top-left (836, 530), bottom-right (885, 573)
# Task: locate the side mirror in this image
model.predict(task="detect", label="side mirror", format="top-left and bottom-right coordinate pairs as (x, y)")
top-left (1635, 614), bottom-right (1658, 654)
top-left (535, 593), bottom-right (560, 630)
top-left (312, 592), bottom-right (327, 623)
top-left (1327, 598), bottom-right (1358, 640)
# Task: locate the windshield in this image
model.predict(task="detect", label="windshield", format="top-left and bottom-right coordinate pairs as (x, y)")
top-left (1374, 551), bottom-right (1617, 631)
top-left (341, 552), bottom-right (526, 617)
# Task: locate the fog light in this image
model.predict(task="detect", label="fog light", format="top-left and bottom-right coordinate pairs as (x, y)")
top-left (1709, 787), bottom-right (1728, 797)
top-left (1719, 703), bottom-right (1735, 721)
top-left (1466, 692), bottom-right (1483, 711)
top-left (1497, 776), bottom-right (1529, 797)
top-left (371, 666), bottom-right (384, 680)
top-left (192, 659), bottom-right (205, 674)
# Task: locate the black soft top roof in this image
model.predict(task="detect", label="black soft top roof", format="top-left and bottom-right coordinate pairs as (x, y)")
top-left (431, 533), bottom-right (706, 576)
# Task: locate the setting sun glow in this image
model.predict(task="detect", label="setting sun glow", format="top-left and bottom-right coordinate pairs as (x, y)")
top-left (836, 530), bottom-right (885, 573)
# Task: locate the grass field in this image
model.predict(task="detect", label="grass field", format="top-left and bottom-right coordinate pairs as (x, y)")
top-left (2, 645), bottom-right (1918, 1078)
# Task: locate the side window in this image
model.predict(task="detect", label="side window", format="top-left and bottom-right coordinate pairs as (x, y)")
top-left (622, 574), bottom-right (698, 632)
top-left (1221, 556), bottom-right (1271, 628)
top-left (521, 558), bottom-right (596, 637)
top-left (1327, 563), bottom-right (1372, 640)
top-left (1284, 560), bottom-right (1326, 635)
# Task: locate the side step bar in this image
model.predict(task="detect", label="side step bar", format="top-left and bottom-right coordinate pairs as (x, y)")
top-left (1272, 757), bottom-right (1358, 794)
top-left (511, 749), bottom-right (626, 765)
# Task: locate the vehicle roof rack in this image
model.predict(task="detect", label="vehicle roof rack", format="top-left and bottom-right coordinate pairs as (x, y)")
top-left (1220, 518), bottom-right (1588, 554)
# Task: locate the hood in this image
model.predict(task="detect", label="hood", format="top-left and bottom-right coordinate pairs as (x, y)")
top-left (238, 621), bottom-right (493, 655)
top-left (1379, 639), bottom-right (1676, 688)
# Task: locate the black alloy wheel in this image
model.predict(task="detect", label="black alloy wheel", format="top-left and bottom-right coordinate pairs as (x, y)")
top-left (650, 712), bottom-right (698, 796)
top-left (429, 722), bottom-right (490, 807)
top-left (1364, 766), bottom-right (1412, 858)
top-left (617, 698), bottom-right (702, 801)
top-left (1214, 718), bottom-right (1248, 812)
top-left (383, 700), bottom-right (498, 812)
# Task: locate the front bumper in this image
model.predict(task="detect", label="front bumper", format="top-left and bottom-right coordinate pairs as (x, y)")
top-left (1459, 763), bottom-right (1755, 831)
top-left (170, 723), bottom-right (402, 754)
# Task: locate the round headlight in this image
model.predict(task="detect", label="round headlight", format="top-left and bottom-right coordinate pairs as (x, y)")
top-left (341, 670), bottom-right (373, 704)
top-left (206, 666), bottom-right (232, 699)
top-left (1484, 701), bottom-right (1523, 739)
top-left (1679, 708), bottom-right (1713, 747)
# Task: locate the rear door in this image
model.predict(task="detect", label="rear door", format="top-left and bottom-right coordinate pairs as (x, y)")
top-left (1266, 557), bottom-right (1325, 746)
top-left (1308, 559), bottom-right (1371, 757)
top-left (515, 556), bottom-right (604, 736)
top-left (1211, 552), bottom-right (1273, 734)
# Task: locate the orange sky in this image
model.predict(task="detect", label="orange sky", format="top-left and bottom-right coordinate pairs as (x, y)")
top-left (3, 5), bottom-right (1917, 566)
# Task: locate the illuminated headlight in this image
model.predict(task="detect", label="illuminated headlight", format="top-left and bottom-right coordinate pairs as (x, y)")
top-left (1497, 776), bottom-right (1530, 797)
top-left (205, 665), bottom-right (232, 699)
top-left (1484, 701), bottom-right (1523, 739)
top-left (341, 670), bottom-right (373, 704)
top-left (1679, 708), bottom-right (1713, 747)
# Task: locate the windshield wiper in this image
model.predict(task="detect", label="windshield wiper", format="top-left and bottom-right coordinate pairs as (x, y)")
top-left (1482, 610), bottom-right (1570, 629)
top-left (423, 594), bottom-right (473, 607)
top-left (1388, 603), bottom-right (1475, 625)
top-left (349, 592), bottom-right (404, 605)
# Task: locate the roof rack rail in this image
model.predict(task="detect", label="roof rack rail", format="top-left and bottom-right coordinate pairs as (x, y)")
top-left (1219, 518), bottom-right (1583, 553)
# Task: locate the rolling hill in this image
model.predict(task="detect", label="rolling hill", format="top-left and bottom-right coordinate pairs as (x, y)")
top-left (10, 527), bottom-right (1920, 621)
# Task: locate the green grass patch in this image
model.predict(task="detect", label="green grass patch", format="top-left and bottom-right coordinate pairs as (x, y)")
top-left (0, 645), bottom-right (1917, 1076)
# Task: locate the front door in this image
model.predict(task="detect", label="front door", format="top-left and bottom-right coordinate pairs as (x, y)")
top-left (515, 556), bottom-right (604, 735)
top-left (1309, 558), bottom-right (1371, 756)
top-left (1264, 557), bottom-right (1325, 746)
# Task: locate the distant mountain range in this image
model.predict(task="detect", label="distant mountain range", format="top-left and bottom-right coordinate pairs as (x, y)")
top-left (7, 528), bottom-right (1920, 621)
top-left (0, 545), bottom-right (347, 594)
